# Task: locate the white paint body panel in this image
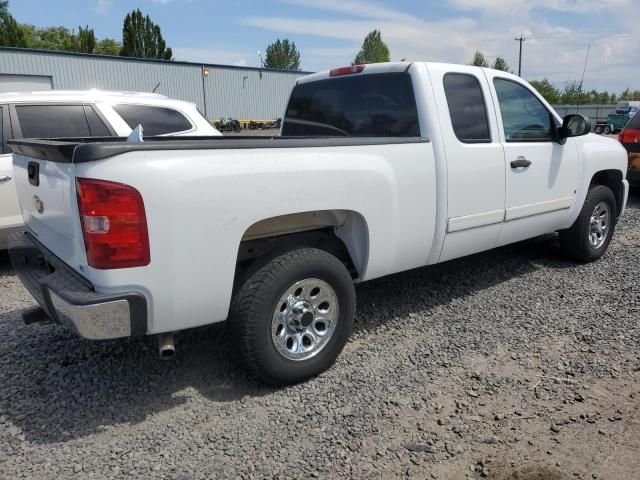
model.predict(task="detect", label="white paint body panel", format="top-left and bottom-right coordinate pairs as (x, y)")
top-left (10, 63), bottom-right (629, 335)
top-left (0, 90), bottom-right (220, 248)
top-left (0, 153), bottom-right (22, 248)
top-left (73, 143), bottom-right (438, 333)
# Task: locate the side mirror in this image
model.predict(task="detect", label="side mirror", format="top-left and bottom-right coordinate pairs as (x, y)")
top-left (557, 114), bottom-right (591, 144)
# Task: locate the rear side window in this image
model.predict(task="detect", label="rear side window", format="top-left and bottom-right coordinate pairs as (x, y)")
top-left (16, 105), bottom-right (91, 138)
top-left (113, 104), bottom-right (193, 136)
top-left (443, 73), bottom-right (491, 143)
top-left (282, 73), bottom-right (420, 137)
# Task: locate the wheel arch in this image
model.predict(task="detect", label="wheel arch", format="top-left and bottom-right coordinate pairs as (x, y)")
top-left (236, 209), bottom-right (370, 281)
top-left (590, 169), bottom-right (624, 216)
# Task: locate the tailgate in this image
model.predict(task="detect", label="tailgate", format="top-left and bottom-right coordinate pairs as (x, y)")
top-left (10, 142), bottom-right (87, 274)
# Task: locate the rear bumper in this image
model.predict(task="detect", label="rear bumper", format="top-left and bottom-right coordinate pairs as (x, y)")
top-left (8, 231), bottom-right (147, 340)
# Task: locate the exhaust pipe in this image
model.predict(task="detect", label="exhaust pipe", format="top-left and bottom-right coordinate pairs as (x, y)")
top-left (158, 332), bottom-right (175, 360)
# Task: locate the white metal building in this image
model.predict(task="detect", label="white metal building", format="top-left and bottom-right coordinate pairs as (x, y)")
top-left (0, 47), bottom-right (313, 120)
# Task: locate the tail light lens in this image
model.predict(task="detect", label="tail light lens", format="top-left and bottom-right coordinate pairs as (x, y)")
top-left (620, 128), bottom-right (640, 144)
top-left (76, 178), bottom-right (150, 269)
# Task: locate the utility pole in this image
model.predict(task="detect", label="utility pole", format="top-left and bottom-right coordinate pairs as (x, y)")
top-left (514, 35), bottom-right (525, 77)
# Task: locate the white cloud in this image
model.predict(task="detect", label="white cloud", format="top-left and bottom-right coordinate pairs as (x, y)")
top-left (94, 0), bottom-right (112, 15)
top-left (172, 47), bottom-right (250, 68)
top-left (244, 0), bottom-right (640, 91)
top-left (282, 0), bottom-right (418, 23)
top-left (449, 0), bottom-right (631, 14)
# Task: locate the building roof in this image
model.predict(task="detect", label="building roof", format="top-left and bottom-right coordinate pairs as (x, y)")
top-left (0, 46), bottom-right (315, 75)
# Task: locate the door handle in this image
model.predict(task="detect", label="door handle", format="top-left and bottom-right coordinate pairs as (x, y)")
top-left (0, 175), bottom-right (11, 182)
top-left (510, 157), bottom-right (532, 169)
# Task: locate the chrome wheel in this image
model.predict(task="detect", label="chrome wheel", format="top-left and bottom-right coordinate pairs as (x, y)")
top-left (271, 278), bottom-right (339, 361)
top-left (589, 201), bottom-right (610, 249)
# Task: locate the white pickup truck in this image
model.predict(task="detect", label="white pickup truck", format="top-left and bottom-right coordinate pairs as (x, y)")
top-left (7, 62), bottom-right (629, 385)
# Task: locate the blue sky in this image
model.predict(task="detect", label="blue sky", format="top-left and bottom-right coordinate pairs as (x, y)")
top-left (8, 0), bottom-right (640, 92)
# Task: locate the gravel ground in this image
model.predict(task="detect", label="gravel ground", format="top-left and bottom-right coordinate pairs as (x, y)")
top-left (0, 191), bottom-right (639, 480)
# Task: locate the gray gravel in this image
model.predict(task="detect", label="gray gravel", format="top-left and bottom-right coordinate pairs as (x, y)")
top-left (0, 192), bottom-right (639, 479)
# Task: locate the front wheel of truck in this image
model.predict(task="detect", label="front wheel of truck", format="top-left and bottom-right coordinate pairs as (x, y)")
top-left (230, 248), bottom-right (356, 386)
top-left (559, 185), bottom-right (617, 263)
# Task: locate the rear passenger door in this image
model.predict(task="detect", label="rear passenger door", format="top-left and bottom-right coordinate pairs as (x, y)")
top-left (427, 64), bottom-right (506, 262)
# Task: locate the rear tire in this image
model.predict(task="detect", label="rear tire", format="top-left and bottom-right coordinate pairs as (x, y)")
top-left (604, 125), bottom-right (612, 135)
top-left (559, 185), bottom-right (617, 262)
top-left (229, 248), bottom-right (356, 386)
top-left (594, 125), bottom-right (603, 134)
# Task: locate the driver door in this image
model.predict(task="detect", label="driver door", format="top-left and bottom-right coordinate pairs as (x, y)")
top-left (486, 74), bottom-right (580, 246)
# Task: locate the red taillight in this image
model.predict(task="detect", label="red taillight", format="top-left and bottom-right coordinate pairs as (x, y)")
top-left (76, 178), bottom-right (150, 269)
top-left (329, 65), bottom-right (365, 77)
top-left (620, 129), bottom-right (640, 145)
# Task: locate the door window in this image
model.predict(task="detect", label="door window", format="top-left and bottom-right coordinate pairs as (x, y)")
top-left (443, 73), bottom-right (491, 143)
top-left (113, 104), bottom-right (193, 136)
top-left (493, 78), bottom-right (553, 142)
top-left (15, 104), bottom-right (91, 138)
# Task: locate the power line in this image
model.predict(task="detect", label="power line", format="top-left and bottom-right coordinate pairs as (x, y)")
top-left (515, 35), bottom-right (525, 76)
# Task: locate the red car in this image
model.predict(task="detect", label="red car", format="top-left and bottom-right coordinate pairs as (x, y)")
top-left (619, 113), bottom-right (640, 186)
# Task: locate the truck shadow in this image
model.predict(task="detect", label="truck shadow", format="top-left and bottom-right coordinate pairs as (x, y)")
top-left (0, 234), bottom-right (604, 445)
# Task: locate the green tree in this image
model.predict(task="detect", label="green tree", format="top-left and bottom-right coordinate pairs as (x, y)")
top-left (263, 38), bottom-right (301, 70)
top-left (120, 9), bottom-right (172, 60)
top-left (95, 38), bottom-right (121, 56)
top-left (492, 56), bottom-right (510, 72)
top-left (0, 1), bottom-right (28, 47)
top-left (560, 80), bottom-right (582, 104)
top-left (617, 88), bottom-right (640, 101)
top-left (354, 30), bottom-right (390, 65)
top-left (28, 26), bottom-right (78, 51)
top-left (471, 51), bottom-right (489, 67)
top-left (529, 78), bottom-right (560, 104)
top-left (77, 25), bottom-right (96, 53)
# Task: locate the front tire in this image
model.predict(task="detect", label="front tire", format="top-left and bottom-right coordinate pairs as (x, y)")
top-left (560, 185), bottom-right (617, 262)
top-left (230, 248), bottom-right (356, 385)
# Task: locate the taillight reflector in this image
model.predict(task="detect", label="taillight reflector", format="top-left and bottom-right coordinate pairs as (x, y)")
top-left (329, 65), bottom-right (365, 77)
top-left (76, 178), bottom-right (150, 269)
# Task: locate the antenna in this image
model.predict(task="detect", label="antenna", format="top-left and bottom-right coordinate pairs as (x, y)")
top-left (514, 35), bottom-right (525, 76)
top-left (577, 44), bottom-right (590, 111)
top-left (152, 82), bottom-right (161, 93)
